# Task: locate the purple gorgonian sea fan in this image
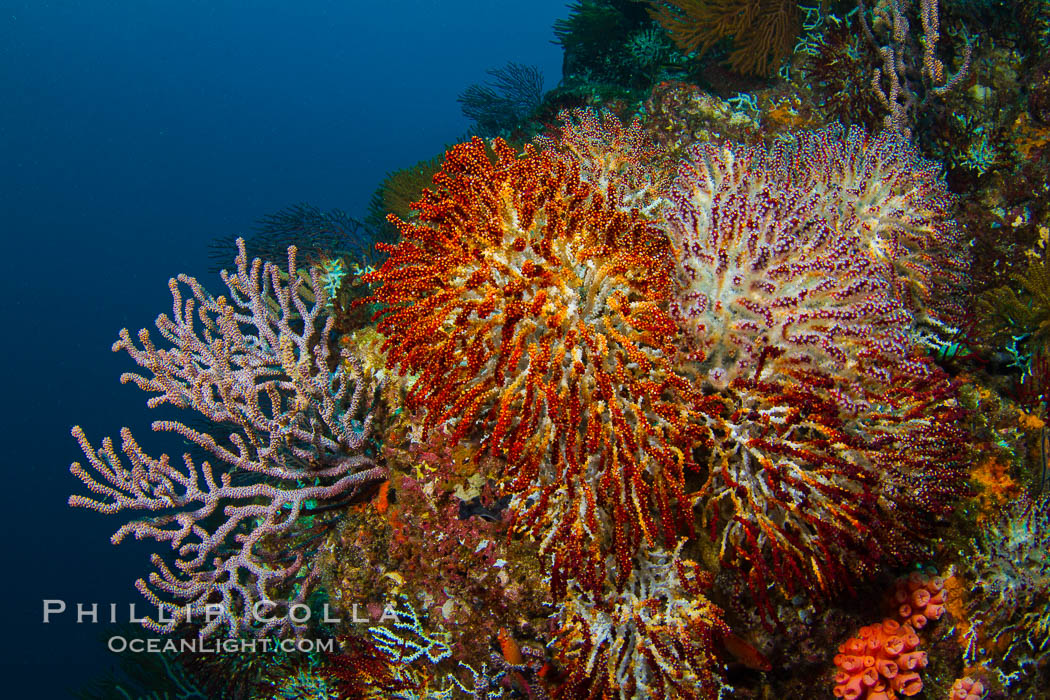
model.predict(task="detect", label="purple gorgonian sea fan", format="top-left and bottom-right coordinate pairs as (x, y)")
top-left (665, 126), bottom-right (970, 618)
top-left (69, 239), bottom-right (384, 638)
top-left (780, 125), bottom-right (970, 345)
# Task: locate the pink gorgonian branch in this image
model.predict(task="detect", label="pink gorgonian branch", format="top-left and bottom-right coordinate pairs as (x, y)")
top-left (69, 239), bottom-right (384, 638)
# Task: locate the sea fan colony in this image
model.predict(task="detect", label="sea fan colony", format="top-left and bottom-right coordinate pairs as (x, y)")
top-left (70, 108), bottom-right (972, 698)
top-left (646, 0), bottom-right (802, 77)
top-left (667, 127), bottom-right (967, 380)
top-left (69, 241), bottom-right (384, 637)
top-left (361, 111), bottom-right (970, 695)
top-left (782, 128), bottom-right (970, 342)
top-left (665, 131), bottom-right (969, 610)
top-left (536, 108), bottom-right (671, 217)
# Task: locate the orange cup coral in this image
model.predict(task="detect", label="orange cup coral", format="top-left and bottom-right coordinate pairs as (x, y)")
top-left (949, 676), bottom-right (985, 699)
top-left (833, 619), bottom-right (928, 699)
top-left (891, 571), bottom-right (947, 630)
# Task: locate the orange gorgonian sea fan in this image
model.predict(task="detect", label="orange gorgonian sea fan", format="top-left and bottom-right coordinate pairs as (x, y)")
top-left (362, 135), bottom-right (715, 598)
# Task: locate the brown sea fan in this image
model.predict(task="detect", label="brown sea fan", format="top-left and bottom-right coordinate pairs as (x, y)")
top-left (647, 0), bottom-right (800, 76)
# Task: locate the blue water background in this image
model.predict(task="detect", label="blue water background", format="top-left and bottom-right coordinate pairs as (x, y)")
top-left (0, 1), bottom-right (566, 694)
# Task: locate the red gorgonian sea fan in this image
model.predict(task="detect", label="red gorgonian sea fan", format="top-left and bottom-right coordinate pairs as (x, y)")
top-left (665, 129), bottom-right (970, 615)
top-left (362, 135), bottom-right (714, 598)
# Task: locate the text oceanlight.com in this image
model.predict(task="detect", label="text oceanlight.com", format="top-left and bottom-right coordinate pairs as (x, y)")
top-left (106, 636), bottom-right (336, 654)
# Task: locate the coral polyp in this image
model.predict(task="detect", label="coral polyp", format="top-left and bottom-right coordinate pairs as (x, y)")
top-left (832, 619), bottom-right (928, 699)
top-left (364, 135), bottom-right (708, 596)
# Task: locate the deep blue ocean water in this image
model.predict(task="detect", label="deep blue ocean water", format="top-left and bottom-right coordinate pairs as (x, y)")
top-left (0, 2), bottom-right (566, 695)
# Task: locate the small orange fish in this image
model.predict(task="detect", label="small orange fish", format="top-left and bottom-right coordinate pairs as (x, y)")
top-left (498, 627), bottom-right (535, 693)
top-left (721, 631), bottom-right (772, 672)
top-left (497, 627), bottom-right (523, 665)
